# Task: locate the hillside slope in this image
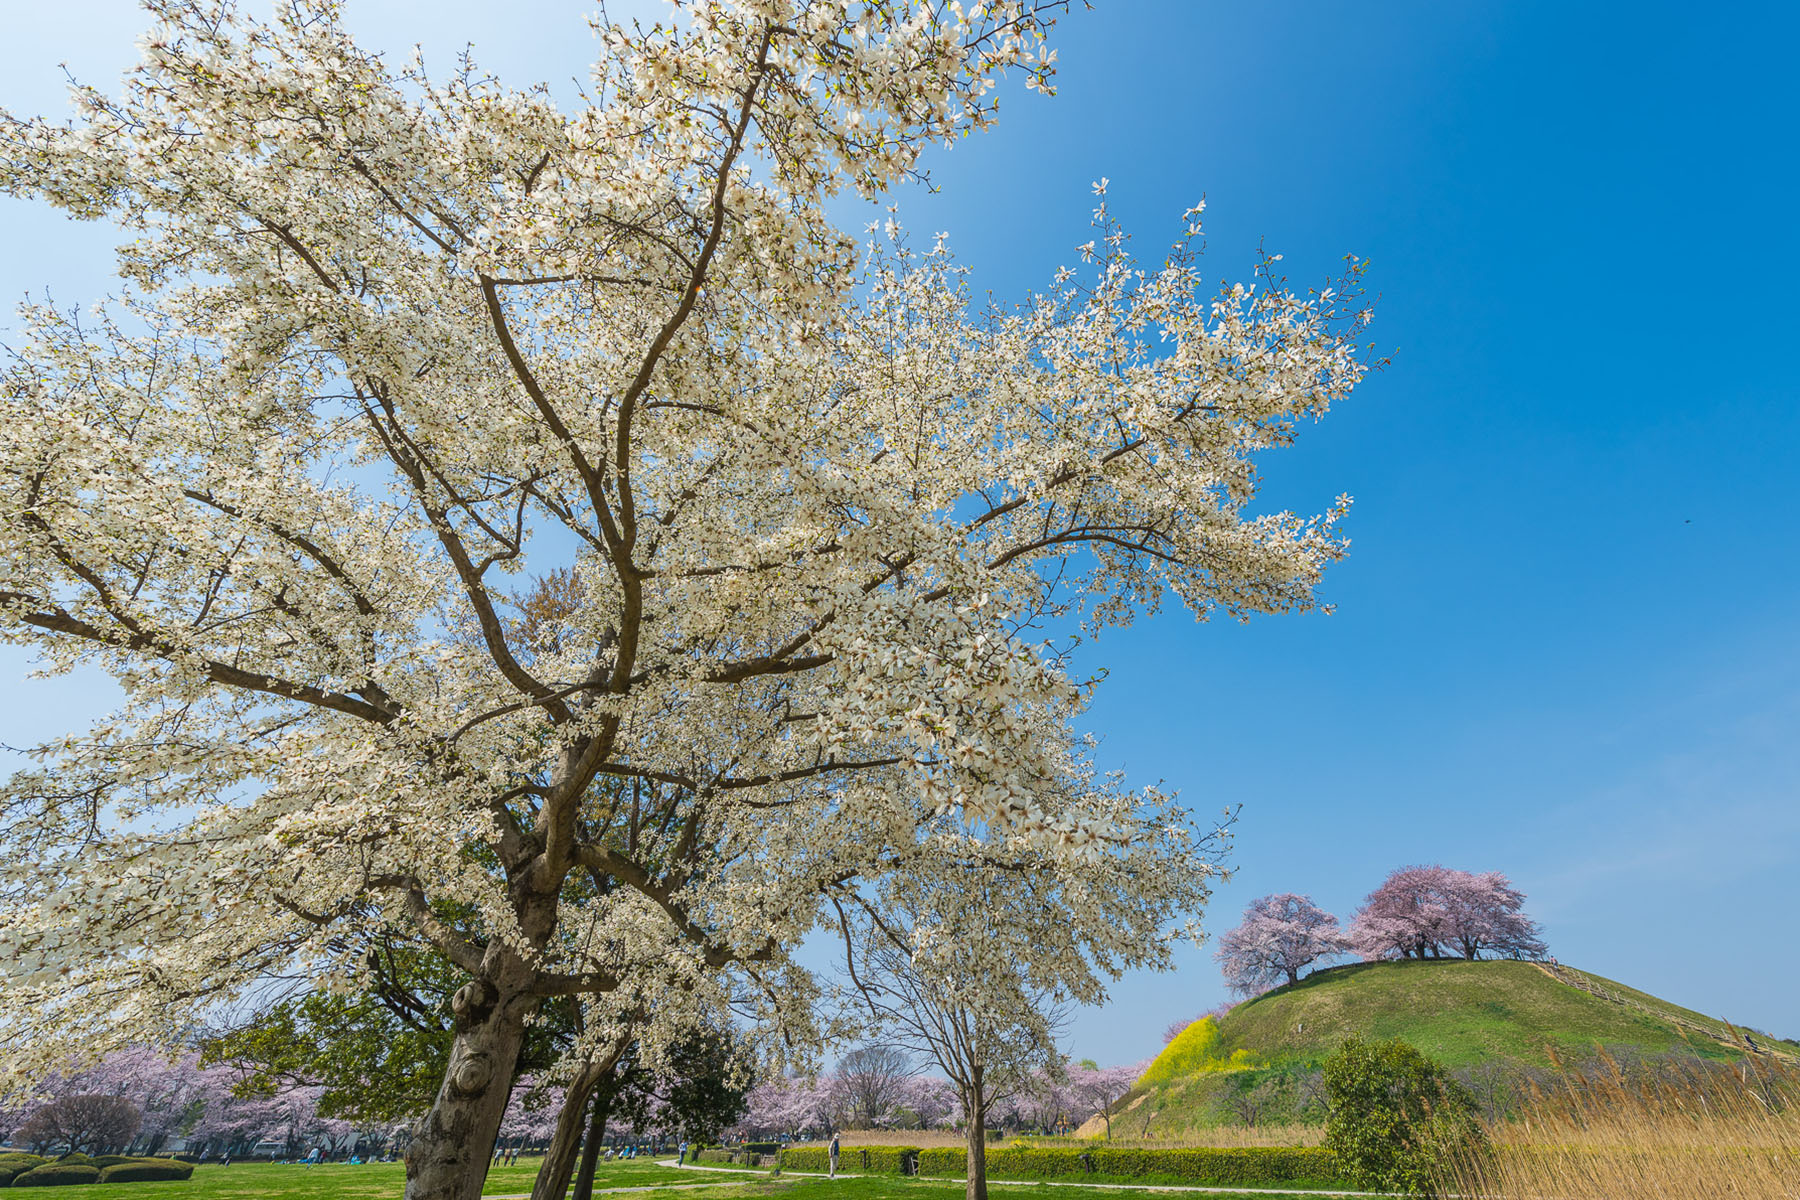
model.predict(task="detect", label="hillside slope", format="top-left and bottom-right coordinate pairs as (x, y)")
top-left (1104, 959), bottom-right (1796, 1138)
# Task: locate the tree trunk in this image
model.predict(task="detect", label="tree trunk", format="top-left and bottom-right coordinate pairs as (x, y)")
top-left (1286, 966), bottom-right (1299, 986)
top-left (571, 1092), bottom-right (611, 1200)
top-left (404, 976), bottom-right (537, 1200)
top-left (530, 1057), bottom-right (612, 1200)
top-left (963, 1070), bottom-right (988, 1200)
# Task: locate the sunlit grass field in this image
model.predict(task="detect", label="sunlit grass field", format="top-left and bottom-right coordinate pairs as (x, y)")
top-left (0, 1158), bottom-right (1322, 1200)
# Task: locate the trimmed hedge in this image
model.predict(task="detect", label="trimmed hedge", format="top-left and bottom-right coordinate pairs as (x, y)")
top-left (0, 1165), bottom-right (36, 1187)
top-left (778, 1146), bottom-right (920, 1175)
top-left (90, 1159), bottom-right (137, 1170)
top-left (10, 1164), bottom-right (102, 1187)
top-left (99, 1162), bottom-right (196, 1184)
top-left (912, 1145), bottom-right (1344, 1187)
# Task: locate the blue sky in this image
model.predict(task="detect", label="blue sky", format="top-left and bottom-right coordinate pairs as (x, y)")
top-left (4, 2), bottom-right (1797, 1067)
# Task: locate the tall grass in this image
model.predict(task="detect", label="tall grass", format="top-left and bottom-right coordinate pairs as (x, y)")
top-left (1443, 1045), bottom-right (1800, 1199)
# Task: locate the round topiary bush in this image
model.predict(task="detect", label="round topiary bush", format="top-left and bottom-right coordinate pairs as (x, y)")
top-left (11, 1163), bottom-right (103, 1187)
top-left (98, 1162), bottom-right (196, 1184)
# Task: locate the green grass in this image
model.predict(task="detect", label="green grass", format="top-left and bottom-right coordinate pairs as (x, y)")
top-left (0, 1161), bottom-right (1327, 1200)
top-left (1, 1159), bottom-right (697, 1200)
top-left (1214, 959), bottom-right (1754, 1069)
top-left (667, 1171), bottom-right (1318, 1200)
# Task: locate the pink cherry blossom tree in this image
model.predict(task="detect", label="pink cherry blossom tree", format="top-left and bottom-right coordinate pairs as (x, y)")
top-left (899, 1076), bottom-right (959, 1130)
top-left (1065, 1062), bottom-right (1141, 1140)
top-left (1348, 866), bottom-right (1546, 961)
top-left (736, 1074), bottom-right (834, 1140)
top-left (1214, 893), bottom-right (1351, 995)
top-left (1442, 870), bottom-right (1546, 961)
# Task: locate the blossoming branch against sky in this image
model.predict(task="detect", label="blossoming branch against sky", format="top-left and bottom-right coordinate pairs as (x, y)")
top-left (3, 0), bottom-right (1796, 1070)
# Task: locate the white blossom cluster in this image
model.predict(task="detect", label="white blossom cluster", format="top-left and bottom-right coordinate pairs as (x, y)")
top-left (0, 0), bottom-right (1372, 1143)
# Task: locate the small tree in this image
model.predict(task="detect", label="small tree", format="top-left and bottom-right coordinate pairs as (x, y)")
top-left (1065, 1063), bottom-right (1140, 1140)
top-left (831, 1045), bottom-right (917, 1129)
top-left (17, 1094), bottom-right (142, 1155)
top-left (1322, 1036), bottom-right (1483, 1197)
top-left (835, 816), bottom-right (1222, 1200)
top-left (1214, 893), bottom-right (1350, 994)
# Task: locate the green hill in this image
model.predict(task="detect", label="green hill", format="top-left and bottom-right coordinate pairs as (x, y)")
top-left (1108, 959), bottom-right (1798, 1138)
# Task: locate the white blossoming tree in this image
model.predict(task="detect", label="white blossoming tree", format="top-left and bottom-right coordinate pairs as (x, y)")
top-left (0, 2), bottom-right (1373, 1197)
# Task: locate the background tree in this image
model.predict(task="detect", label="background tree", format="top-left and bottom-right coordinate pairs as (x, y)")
top-left (0, 3), bottom-right (1374, 1198)
top-left (1214, 893), bottom-right (1351, 995)
top-left (1348, 867), bottom-right (1545, 962)
top-left (16, 1095), bottom-right (141, 1155)
top-left (1064, 1062), bottom-right (1141, 1140)
top-left (830, 1045), bottom-right (918, 1130)
top-left (835, 812), bottom-right (1222, 1200)
top-left (737, 1075), bottom-right (834, 1141)
top-left (898, 1076), bottom-right (959, 1130)
top-left (557, 1025), bottom-right (749, 1200)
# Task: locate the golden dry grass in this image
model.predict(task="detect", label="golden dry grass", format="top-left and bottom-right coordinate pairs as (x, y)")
top-left (1443, 1047), bottom-right (1800, 1199)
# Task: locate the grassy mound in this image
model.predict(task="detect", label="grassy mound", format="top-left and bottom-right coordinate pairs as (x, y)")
top-left (1113, 959), bottom-right (1798, 1138)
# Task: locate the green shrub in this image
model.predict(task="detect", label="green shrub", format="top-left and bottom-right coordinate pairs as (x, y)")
top-left (777, 1144), bottom-right (1346, 1187)
top-left (98, 1162), bottom-right (196, 1184)
top-left (10, 1163), bottom-right (102, 1187)
top-left (89, 1159), bottom-right (137, 1170)
top-left (1323, 1035), bottom-right (1486, 1197)
top-left (0, 1165), bottom-right (33, 1187)
top-left (0, 1155), bottom-right (47, 1167)
top-left (51, 1156), bottom-right (95, 1167)
top-left (740, 1142), bottom-right (779, 1156)
top-left (694, 1148), bottom-right (767, 1167)
top-left (777, 1146), bottom-right (919, 1174)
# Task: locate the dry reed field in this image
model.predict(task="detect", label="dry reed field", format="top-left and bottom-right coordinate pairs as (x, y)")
top-left (1443, 1047), bottom-right (1800, 1199)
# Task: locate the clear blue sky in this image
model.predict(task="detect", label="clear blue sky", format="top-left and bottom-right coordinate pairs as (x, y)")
top-left (4, 2), bottom-right (1797, 1067)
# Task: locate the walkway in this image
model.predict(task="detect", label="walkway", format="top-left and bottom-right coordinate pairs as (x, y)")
top-left (661, 1157), bottom-right (1410, 1198)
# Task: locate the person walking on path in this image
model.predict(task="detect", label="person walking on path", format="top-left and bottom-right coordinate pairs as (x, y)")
top-left (828, 1133), bottom-right (840, 1179)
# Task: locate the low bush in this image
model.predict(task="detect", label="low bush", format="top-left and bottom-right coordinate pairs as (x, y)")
top-left (740, 1142), bottom-right (779, 1156)
top-left (89, 1159), bottom-right (137, 1170)
top-left (51, 1156), bottom-right (95, 1167)
top-left (98, 1162), bottom-right (196, 1183)
top-left (10, 1163), bottom-right (102, 1187)
top-left (911, 1144), bottom-right (1343, 1187)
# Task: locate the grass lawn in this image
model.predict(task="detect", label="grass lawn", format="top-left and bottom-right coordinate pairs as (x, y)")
top-left (3, 1160), bottom-right (702, 1200)
top-left (0, 1160), bottom-right (1340, 1200)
